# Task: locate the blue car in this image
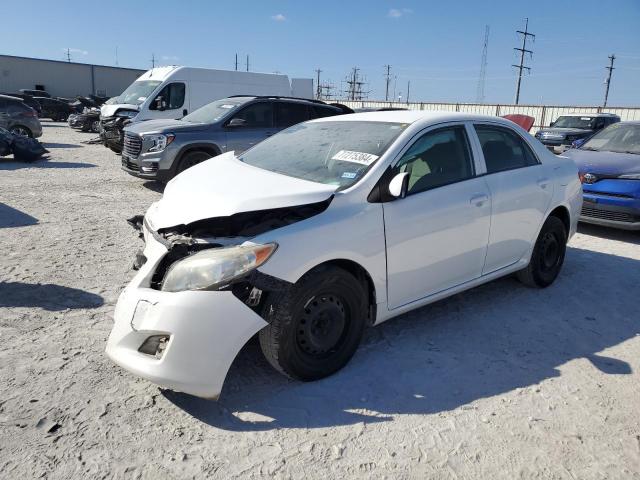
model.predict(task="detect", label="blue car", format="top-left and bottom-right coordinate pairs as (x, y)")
top-left (562, 122), bottom-right (640, 230)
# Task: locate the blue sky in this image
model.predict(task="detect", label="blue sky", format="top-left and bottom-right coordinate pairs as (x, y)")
top-left (3, 0), bottom-right (639, 106)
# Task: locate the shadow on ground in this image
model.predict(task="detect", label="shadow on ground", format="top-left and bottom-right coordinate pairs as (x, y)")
top-left (0, 159), bottom-right (95, 170)
top-left (0, 282), bottom-right (104, 310)
top-left (41, 142), bottom-right (83, 149)
top-left (578, 223), bottom-right (640, 245)
top-left (0, 203), bottom-right (38, 228)
top-left (142, 181), bottom-right (165, 193)
top-left (163, 246), bottom-right (639, 431)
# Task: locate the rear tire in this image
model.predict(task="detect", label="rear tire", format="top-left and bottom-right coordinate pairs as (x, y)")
top-left (175, 150), bottom-right (213, 176)
top-left (517, 215), bottom-right (567, 288)
top-left (259, 266), bottom-right (368, 381)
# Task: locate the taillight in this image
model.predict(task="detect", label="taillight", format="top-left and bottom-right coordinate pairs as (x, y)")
top-left (21, 108), bottom-right (37, 118)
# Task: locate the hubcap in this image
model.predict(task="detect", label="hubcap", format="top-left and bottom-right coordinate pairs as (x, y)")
top-left (296, 295), bottom-right (347, 356)
top-left (540, 232), bottom-right (560, 272)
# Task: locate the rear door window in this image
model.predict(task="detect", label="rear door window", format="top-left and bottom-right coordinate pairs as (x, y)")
top-left (474, 125), bottom-right (539, 174)
top-left (276, 102), bottom-right (310, 128)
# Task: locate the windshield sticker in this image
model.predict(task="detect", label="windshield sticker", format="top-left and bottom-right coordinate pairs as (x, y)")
top-left (332, 150), bottom-right (379, 165)
top-left (341, 172), bottom-right (357, 179)
top-left (138, 97), bottom-right (147, 101)
top-left (220, 104), bottom-right (235, 109)
top-left (580, 117), bottom-right (592, 121)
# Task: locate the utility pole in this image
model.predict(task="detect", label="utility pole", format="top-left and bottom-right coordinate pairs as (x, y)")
top-left (66, 48), bottom-right (72, 63)
top-left (151, 53), bottom-right (156, 69)
top-left (343, 67), bottom-right (368, 101)
top-left (315, 68), bottom-right (322, 99)
top-left (115, 46), bottom-right (119, 67)
top-left (476, 25), bottom-right (490, 103)
top-left (235, 53), bottom-right (238, 71)
top-left (384, 65), bottom-right (392, 101)
top-left (246, 55), bottom-right (249, 72)
top-left (603, 54), bottom-right (616, 107)
top-left (512, 18), bottom-right (535, 105)
top-left (406, 80), bottom-right (410, 104)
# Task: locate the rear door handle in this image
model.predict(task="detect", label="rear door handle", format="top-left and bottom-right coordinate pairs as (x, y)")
top-left (470, 193), bottom-right (489, 206)
top-left (537, 178), bottom-right (550, 189)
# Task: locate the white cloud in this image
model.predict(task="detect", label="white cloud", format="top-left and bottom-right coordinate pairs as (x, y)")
top-left (63, 48), bottom-right (89, 56)
top-left (271, 13), bottom-right (286, 22)
top-left (388, 8), bottom-right (412, 18)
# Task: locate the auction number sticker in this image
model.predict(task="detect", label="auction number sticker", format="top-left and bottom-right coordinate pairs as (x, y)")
top-left (332, 150), bottom-right (379, 165)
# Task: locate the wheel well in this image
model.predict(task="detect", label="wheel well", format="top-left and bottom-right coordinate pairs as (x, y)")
top-left (179, 145), bottom-right (221, 163)
top-left (309, 259), bottom-right (377, 325)
top-left (548, 206), bottom-right (570, 236)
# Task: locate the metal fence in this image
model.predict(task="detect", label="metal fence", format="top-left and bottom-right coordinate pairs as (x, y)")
top-left (338, 100), bottom-right (640, 132)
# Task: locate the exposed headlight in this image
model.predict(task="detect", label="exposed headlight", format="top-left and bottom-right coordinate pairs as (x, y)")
top-left (161, 243), bottom-right (278, 292)
top-left (618, 173), bottom-right (640, 180)
top-left (144, 133), bottom-right (175, 153)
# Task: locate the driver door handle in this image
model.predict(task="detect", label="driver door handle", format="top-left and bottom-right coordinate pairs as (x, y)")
top-left (470, 193), bottom-right (489, 207)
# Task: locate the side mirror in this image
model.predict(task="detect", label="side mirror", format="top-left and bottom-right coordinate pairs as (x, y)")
top-left (155, 96), bottom-right (166, 111)
top-left (227, 117), bottom-right (247, 128)
top-left (388, 172), bottom-right (409, 198)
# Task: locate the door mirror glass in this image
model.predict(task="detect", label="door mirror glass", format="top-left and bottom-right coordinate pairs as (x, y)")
top-left (227, 117), bottom-right (247, 128)
top-left (388, 172), bottom-right (409, 198)
top-left (155, 96), bottom-right (166, 111)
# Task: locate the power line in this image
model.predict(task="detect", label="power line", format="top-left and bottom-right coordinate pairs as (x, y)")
top-left (384, 65), bottom-right (392, 101)
top-left (476, 25), bottom-right (490, 103)
top-left (603, 54), bottom-right (616, 107)
top-left (512, 18), bottom-right (535, 105)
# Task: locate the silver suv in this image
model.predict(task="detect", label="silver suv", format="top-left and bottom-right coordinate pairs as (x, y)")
top-left (121, 96), bottom-right (347, 182)
top-left (0, 95), bottom-right (43, 138)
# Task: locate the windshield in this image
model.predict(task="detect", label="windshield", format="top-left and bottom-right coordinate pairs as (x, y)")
top-left (552, 116), bottom-right (595, 129)
top-left (183, 98), bottom-right (244, 123)
top-left (239, 121), bottom-right (408, 188)
top-left (116, 80), bottom-right (162, 105)
top-left (581, 123), bottom-right (640, 154)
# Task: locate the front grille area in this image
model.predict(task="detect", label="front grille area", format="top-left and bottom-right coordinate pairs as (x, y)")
top-left (581, 205), bottom-right (637, 223)
top-left (123, 133), bottom-right (142, 158)
top-left (122, 157), bottom-right (139, 172)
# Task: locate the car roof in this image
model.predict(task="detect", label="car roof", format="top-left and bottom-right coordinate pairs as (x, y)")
top-left (0, 94), bottom-right (24, 102)
top-left (310, 109), bottom-right (518, 127)
top-left (556, 112), bottom-right (619, 117)
top-left (227, 95), bottom-right (337, 107)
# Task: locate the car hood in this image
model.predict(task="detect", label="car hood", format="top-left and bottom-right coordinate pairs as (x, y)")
top-left (537, 128), bottom-right (592, 137)
top-left (562, 148), bottom-right (640, 175)
top-left (125, 118), bottom-right (209, 135)
top-left (100, 103), bottom-right (139, 118)
top-left (145, 152), bottom-right (338, 231)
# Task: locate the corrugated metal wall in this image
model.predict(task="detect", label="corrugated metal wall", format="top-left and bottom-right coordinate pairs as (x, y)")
top-left (0, 55), bottom-right (144, 98)
top-left (339, 100), bottom-right (640, 132)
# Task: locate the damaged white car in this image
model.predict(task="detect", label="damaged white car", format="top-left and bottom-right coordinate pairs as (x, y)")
top-left (106, 111), bottom-right (582, 399)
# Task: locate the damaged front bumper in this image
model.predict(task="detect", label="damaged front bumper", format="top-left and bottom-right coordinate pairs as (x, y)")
top-left (105, 221), bottom-right (269, 399)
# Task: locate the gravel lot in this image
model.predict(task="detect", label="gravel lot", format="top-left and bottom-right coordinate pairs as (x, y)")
top-left (1, 121), bottom-right (639, 479)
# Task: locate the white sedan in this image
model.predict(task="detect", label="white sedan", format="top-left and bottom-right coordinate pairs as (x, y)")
top-left (106, 111), bottom-right (582, 399)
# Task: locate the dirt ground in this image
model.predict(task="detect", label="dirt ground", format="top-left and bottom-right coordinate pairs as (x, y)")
top-left (1, 121), bottom-right (639, 480)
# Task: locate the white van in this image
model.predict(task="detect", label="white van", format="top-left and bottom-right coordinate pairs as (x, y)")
top-left (100, 66), bottom-right (313, 121)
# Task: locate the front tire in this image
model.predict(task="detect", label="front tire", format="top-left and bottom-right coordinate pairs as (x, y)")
top-left (259, 266), bottom-right (368, 381)
top-left (10, 125), bottom-right (32, 137)
top-left (175, 150), bottom-right (213, 176)
top-left (517, 215), bottom-right (567, 288)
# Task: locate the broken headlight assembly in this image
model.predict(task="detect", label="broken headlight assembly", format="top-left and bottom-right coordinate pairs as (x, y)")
top-left (144, 133), bottom-right (175, 153)
top-left (161, 243), bottom-right (277, 292)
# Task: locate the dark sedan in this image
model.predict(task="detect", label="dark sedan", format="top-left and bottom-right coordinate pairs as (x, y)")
top-left (563, 122), bottom-right (640, 230)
